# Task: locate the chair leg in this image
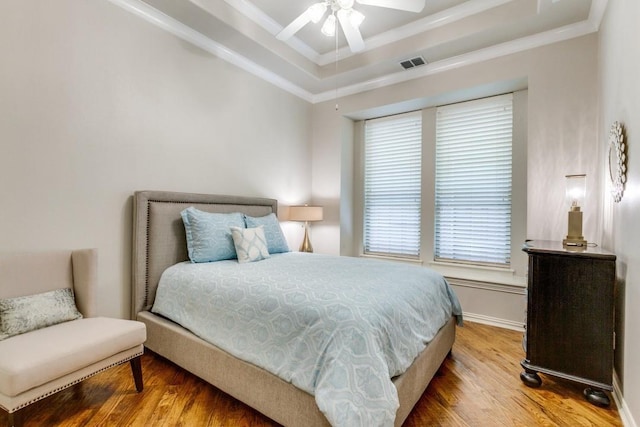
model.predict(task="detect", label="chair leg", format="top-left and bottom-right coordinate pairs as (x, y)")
top-left (7, 408), bottom-right (23, 427)
top-left (130, 356), bottom-right (143, 392)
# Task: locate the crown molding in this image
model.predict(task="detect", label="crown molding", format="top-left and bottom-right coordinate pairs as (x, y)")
top-left (110, 0), bottom-right (607, 105)
top-left (108, 0), bottom-right (315, 102)
top-left (312, 17), bottom-right (600, 103)
top-left (222, 0), bottom-right (518, 66)
top-left (317, 0), bottom-right (516, 66)
top-left (588, 0), bottom-right (608, 31)
top-left (220, 0), bottom-right (321, 63)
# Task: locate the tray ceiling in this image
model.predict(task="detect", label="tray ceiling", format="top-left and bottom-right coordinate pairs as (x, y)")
top-left (112, 0), bottom-right (605, 102)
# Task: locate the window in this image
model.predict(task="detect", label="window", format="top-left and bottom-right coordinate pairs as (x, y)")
top-left (363, 111), bottom-right (422, 258)
top-left (355, 91), bottom-right (526, 286)
top-left (434, 94), bottom-right (513, 266)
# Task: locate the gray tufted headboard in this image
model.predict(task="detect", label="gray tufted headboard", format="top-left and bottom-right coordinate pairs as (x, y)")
top-left (131, 190), bottom-right (277, 317)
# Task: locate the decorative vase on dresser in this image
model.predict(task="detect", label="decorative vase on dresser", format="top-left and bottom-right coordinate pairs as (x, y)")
top-left (520, 240), bottom-right (616, 407)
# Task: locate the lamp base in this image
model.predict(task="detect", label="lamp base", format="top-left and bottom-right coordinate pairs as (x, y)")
top-left (563, 237), bottom-right (587, 249)
top-left (299, 223), bottom-right (314, 253)
top-left (564, 209), bottom-right (586, 248)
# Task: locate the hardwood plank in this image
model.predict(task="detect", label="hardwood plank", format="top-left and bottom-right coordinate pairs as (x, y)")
top-left (1, 321), bottom-right (622, 426)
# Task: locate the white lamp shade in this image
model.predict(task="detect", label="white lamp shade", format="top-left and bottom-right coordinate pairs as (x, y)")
top-left (565, 174), bottom-right (586, 208)
top-left (289, 205), bottom-right (323, 222)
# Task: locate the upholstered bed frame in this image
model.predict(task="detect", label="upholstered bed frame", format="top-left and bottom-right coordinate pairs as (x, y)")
top-left (131, 190), bottom-right (455, 427)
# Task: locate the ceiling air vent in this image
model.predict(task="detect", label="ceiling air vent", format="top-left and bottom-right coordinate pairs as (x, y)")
top-left (400, 56), bottom-right (426, 70)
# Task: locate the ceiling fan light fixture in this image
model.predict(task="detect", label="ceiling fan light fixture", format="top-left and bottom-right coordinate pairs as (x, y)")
top-left (307, 2), bottom-right (328, 23)
top-left (278, 0), bottom-right (423, 53)
top-left (348, 9), bottom-right (365, 28)
top-left (321, 14), bottom-right (337, 37)
top-left (337, 0), bottom-right (355, 9)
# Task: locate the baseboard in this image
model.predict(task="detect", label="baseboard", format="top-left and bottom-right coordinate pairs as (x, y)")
top-left (463, 312), bottom-right (525, 332)
top-left (613, 371), bottom-right (638, 427)
top-left (447, 277), bottom-right (527, 295)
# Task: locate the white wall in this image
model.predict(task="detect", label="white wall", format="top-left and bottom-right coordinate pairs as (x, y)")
top-left (598, 0), bottom-right (640, 425)
top-left (311, 35), bottom-right (599, 327)
top-left (313, 34), bottom-right (599, 253)
top-left (1, 0), bottom-right (633, 419)
top-left (0, 0), bottom-right (312, 318)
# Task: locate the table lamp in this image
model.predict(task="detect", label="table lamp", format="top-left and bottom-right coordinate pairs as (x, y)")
top-left (289, 205), bottom-right (323, 252)
top-left (562, 174), bottom-right (587, 247)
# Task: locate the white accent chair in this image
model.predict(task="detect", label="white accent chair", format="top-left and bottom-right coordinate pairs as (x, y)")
top-left (0, 249), bottom-right (146, 427)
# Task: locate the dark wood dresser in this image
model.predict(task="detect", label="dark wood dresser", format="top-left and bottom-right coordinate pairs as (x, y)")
top-left (520, 240), bottom-right (616, 406)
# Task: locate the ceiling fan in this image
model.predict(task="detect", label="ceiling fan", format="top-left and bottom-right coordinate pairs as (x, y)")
top-left (276, 0), bottom-right (426, 53)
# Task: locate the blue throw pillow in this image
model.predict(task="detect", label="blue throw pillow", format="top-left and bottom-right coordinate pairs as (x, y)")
top-left (181, 207), bottom-right (245, 262)
top-left (244, 213), bottom-right (290, 254)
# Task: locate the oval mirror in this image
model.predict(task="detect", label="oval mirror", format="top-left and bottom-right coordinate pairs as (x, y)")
top-left (608, 121), bottom-right (626, 203)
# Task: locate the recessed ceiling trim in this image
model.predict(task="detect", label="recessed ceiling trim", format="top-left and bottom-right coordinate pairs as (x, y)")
top-left (588, 0), bottom-right (608, 30)
top-left (222, 0), bottom-right (332, 63)
top-left (220, 0), bottom-right (281, 34)
top-left (537, 0), bottom-right (555, 14)
top-left (111, 0), bottom-right (606, 105)
top-left (220, 0), bottom-right (321, 63)
top-left (108, 0), bottom-right (314, 102)
top-left (223, 0), bottom-right (517, 66)
top-left (317, 0), bottom-right (516, 66)
top-left (312, 18), bottom-right (599, 103)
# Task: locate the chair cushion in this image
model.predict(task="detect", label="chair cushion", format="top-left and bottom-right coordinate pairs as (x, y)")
top-left (0, 317), bottom-right (146, 397)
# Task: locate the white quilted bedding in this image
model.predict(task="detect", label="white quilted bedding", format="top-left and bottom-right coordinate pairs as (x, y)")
top-left (152, 252), bottom-right (462, 426)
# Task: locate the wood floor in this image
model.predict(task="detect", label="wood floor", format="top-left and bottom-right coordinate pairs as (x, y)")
top-left (2, 321), bottom-right (622, 426)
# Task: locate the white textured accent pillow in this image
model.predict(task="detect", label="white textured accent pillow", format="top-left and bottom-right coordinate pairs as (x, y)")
top-left (0, 288), bottom-right (83, 341)
top-left (230, 226), bottom-right (270, 263)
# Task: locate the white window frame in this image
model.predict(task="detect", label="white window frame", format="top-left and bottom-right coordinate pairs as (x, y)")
top-left (361, 111), bottom-right (422, 259)
top-left (354, 90), bottom-right (528, 287)
top-left (433, 93), bottom-right (514, 267)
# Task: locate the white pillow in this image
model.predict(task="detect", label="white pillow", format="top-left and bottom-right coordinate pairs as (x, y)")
top-left (230, 226), bottom-right (270, 263)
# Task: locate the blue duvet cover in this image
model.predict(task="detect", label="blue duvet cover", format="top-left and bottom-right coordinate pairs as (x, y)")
top-left (152, 252), bottom-right (462, 426)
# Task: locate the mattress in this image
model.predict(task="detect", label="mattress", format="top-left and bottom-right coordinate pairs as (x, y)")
top-left (151, 252), bottom-right (462, 427)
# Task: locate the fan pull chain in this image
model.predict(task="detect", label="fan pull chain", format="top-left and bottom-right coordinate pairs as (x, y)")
top-left (334, 27), bottom-right (339, 111)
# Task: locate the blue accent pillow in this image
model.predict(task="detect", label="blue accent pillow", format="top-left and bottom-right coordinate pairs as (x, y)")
top-left (181, 207), bottom-right (245, 262)
top-left (244, 213), bottom-right (290, 254)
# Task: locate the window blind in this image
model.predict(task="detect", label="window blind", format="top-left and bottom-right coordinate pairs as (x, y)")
top-left (364, 111), bottom-right (422, 258)
top-left (435, 94), bottom-right (513, 266)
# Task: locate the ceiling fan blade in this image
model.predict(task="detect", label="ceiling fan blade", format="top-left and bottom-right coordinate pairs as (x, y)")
top-left (276, 11), bottom-right (312, 40)
top-left (356, 0), bottom-right (425, 13)
top-left (337, 10), bottom-right (365, 53)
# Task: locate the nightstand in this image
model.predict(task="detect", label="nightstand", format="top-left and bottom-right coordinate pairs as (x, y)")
top-left (520, 240), bottom-right (616, 407)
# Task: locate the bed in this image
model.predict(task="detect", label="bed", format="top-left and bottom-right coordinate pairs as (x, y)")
top-left (132, 190), bottom-right (460, 427)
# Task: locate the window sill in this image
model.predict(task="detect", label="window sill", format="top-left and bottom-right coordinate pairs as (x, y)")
top-left (359, 254), bottom-right (527, 288)
top-left (360, 253), bottom-right (423, 265)
top-left (427, 260), bottom-right (527, 288)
